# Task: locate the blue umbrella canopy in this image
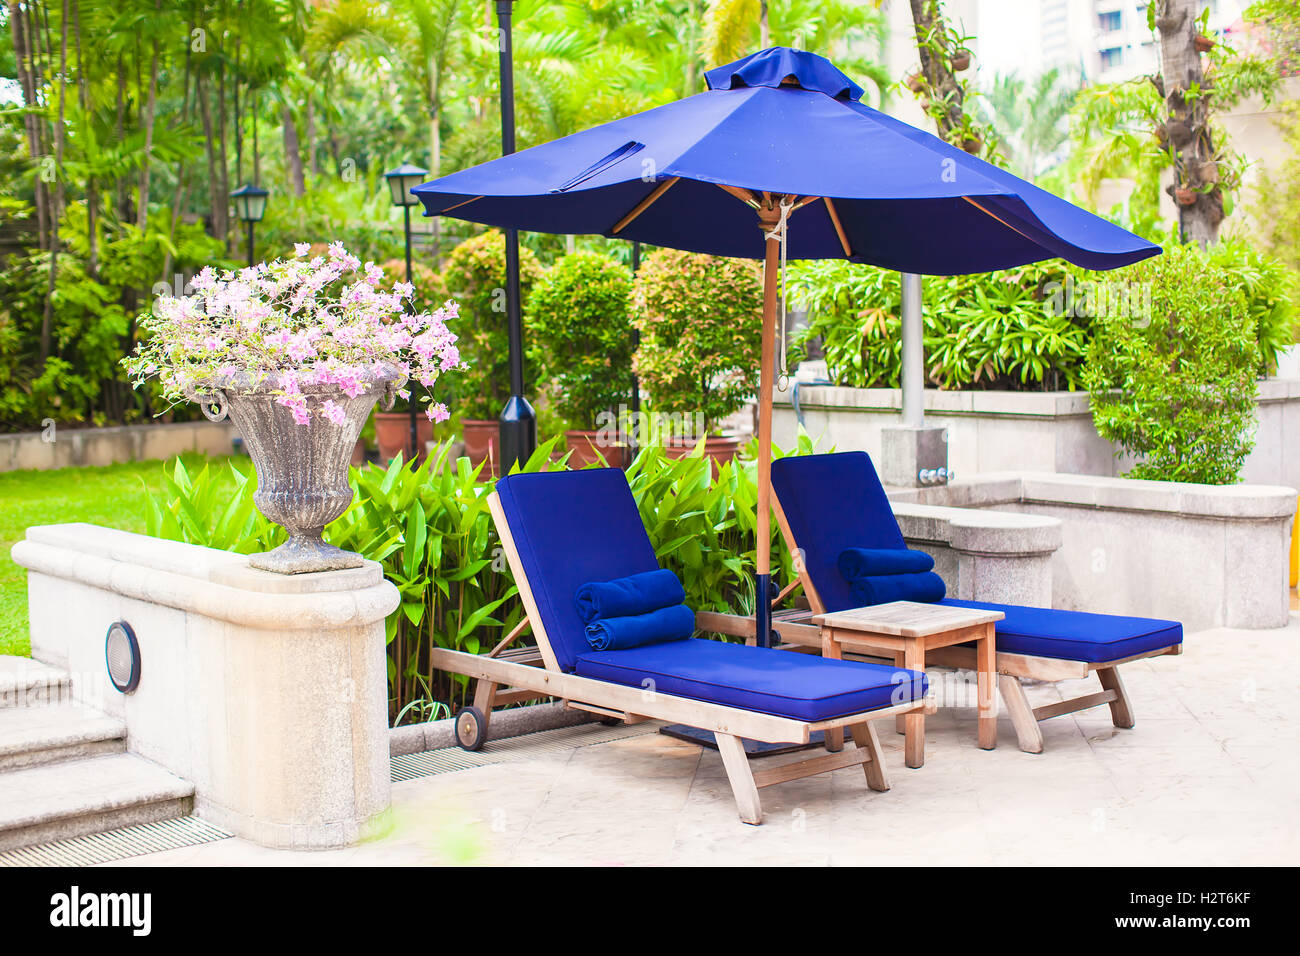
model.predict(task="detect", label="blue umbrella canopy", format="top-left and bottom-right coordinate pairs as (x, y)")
top-left (415, 47), bottom-right (1159, 648)
top-left (413, 47), bottom-right (1159, 274)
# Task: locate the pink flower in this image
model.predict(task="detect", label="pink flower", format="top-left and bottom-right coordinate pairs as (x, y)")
top-left (426, 402), bottom-right (450, 423)
top-left (321, 399), bottom-right (348, 426)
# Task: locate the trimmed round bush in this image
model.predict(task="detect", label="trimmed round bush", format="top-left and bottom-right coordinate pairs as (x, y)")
top-left (632, 249), bottom-right (764, 434)
top-left (526, 252), bottom-right (635, 430)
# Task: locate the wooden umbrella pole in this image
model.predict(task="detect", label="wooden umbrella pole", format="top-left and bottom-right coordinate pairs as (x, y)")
top-left (754, 201), bottom-right (784, 647)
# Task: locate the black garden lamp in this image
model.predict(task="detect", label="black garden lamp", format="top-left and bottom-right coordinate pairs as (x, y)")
top-left (385, 162), bottom-right (429, 461)
top-left (230, 183), bottom-right (269, 268)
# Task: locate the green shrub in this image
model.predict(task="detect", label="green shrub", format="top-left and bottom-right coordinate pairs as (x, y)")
top-left (526, 252), bottom-right (636, 431)
top-left (143, 432), bottom-right (818, 717)
top-left (1082, 244), bottom-right (1260, 484)
top-left (1204, 237), bottom-right (1296, 371)
top-left (787, 260), bottom-right (1090, 390)
top-left (440, 230), bottom-right (544, 421)
top-left (632, 249), bottom-right (764, 434)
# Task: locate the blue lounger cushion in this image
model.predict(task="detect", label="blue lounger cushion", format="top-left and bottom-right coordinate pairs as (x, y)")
top-left (496, 469), bottom-right (665, 672)
top-left (838, 547), bottom-right (934, 579)
top-left (585, 604), bottom-right (695, 651)
top-left (576, 638), bottom-right (928, 722)
top-left (771, 452), bottom-right (1185, 664)
top-left (496, 468), bottom-right (929, 722)
top-left (941, 599), bottom-right (1182, 663)
top-left (574, 568), bottom-right (686, 624)
top-left (848, 571), bottom-right (946, 607)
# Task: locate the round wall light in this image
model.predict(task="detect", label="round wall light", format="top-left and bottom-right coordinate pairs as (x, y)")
top-left (105, 621), bottom-right (141, 694)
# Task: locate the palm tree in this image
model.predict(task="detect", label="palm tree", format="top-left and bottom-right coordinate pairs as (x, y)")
top-left (975, 68), bottom-right (1079, 180)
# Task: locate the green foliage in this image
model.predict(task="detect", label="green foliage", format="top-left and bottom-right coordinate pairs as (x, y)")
top-left (1252, 100), bottom-right (1300, 296)
top-left (788, 260), bottom-right (1090, 390)
top-left (142, 433), bottom-right (819, 716)
top-left (440, 230), bottom-right (544, 421)
top-left (527, 252), bottom-right (635, 430)
top-left (1082, 244), bottom-right (1261, 484)
top-left (632, 249), bottom-right (764, 433)
top-left (1204, 237), bottom-right (1296, 369)
top-left (144, 458), bottom-right (285, 554)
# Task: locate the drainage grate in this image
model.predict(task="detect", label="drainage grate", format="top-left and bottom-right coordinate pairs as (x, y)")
top-left (390, 720), bottom-right (660, 782)
top-left (0, 816), bottom-right (232, 868)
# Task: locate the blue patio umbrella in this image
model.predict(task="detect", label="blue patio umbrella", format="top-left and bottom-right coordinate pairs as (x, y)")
top-left (413, 47), bottom-right (1159, 647)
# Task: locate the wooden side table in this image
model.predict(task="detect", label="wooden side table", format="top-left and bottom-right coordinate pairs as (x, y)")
top-left (812, 601), bottom-right (1003, 768)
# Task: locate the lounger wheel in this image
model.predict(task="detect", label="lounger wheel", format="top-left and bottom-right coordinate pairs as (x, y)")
top-left (454, 706), bottom-right (488, 751)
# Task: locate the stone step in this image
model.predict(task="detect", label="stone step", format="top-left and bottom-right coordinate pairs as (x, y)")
top-left (0, 704), bottom-right (126, 771)
top-left (0, 656), bottom-right (73, 708)
top-left (0, 753), bottom-right (194, 852)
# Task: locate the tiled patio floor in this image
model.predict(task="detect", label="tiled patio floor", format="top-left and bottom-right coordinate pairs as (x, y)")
top-left (105, 615), bottom-right (1300, 867)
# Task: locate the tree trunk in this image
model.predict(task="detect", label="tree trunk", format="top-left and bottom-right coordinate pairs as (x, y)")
top-left (1156, 0), bottom-right (1221, 245)
top-left (283, 106), bottom-right (306, 196)
top-left (137, 10), bottom-right (161, 230)
top-left (40, 0), bottom-right (69, 364)
top-left (305, 99), bottom-right (318, 176)
top-left (908, 0), bottom-right (965, 142)
top-left (72, 0), bottom-right (97, 276)
top-left (760, 1), bottom-right (769, 47)
top-left (9, 1), bottom-right (50, 254)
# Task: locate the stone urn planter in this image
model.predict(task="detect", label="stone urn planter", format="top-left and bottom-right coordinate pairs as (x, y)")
top-left (187, 365), bottom-right (404, 574)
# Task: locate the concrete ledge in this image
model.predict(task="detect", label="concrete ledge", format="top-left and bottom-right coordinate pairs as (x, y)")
top-left (897, 472), bottom-right (1297, 630)
top-left (389, 701), bottom-right (597, 756)
top-left (12, 525), bottom-right (399, 631)
top-left (895, 502), bottom-right (1062, 556)
top-left (0, 420), bottom-right (239, 473)
top-left (919, 473), bottom-right (1299, 521)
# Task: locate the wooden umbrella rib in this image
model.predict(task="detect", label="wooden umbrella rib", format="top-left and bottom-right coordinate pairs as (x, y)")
top-left (716, 183), bottom-right (760, 207)
top-left (442, 196), bottom-right (482, 213)
top-left (612, 176), bottom-right (681, 233)
top-left (823, 197), bottom-right (852, 257)
top-left (962, 196), bottom-right (1039, 244)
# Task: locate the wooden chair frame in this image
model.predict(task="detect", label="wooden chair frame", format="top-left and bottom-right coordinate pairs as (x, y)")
top-left (426, 491), bottom-right (932, 825)
top-left (770, 492), bottom-right (1182, 754)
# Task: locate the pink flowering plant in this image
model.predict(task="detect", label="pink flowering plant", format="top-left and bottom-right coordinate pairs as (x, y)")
top-left (123, 242), bottom-right (463, 426)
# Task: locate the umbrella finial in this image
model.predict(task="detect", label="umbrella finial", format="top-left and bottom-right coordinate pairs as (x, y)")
top-left (704, 47), bottom-right (865, 102)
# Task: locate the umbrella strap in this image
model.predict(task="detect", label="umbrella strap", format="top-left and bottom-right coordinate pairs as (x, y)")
top-left (763, 197), bottom-right (796, 391)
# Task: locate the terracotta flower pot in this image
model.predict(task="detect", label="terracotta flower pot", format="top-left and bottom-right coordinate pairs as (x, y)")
top-left (905, 73), bottom-right (925, 94)
top-left (1194, 34), bottom-right (1215, 53)
top-left (663, 434), bottom-right (741, 475)
top-left (950, 52), bottom-right (971, 71)
top-left (462, 419), bottom-right (499, 477)
top-left (1174, 186), bottom-right (1198, 206)
top-left (564, 429), bottom-right (628, 469)
top-left (374, 411), bottom-right (433, 463)
top-left (962, 136), bottom-right (983, 154)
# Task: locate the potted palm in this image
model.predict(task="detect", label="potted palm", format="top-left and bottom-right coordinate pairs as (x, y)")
top-left (632, 249), bottom-right (764, 469)
top-left (527, 252), bottom-right (635, 468)
top-left (441, 230), bottom-right (543, 475)
top-left (124, 242), bottom-right (462, 573)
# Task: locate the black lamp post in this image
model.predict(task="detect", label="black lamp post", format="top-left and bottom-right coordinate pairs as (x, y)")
top-left (385, 161), bottom-right (429, 461)
top-left (496, 0), bottom-right (536, 471)
top-left (230, 183), bottom-right (269, 267)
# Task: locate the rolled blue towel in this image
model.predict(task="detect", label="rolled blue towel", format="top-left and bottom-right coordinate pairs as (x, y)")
top-left (584, 604), bottom-right (696, 652)
top-left (574, 568), bottom-right (686, 624)
top-left (838, 547), bottom-right (935, 580)
top-left (848, 571), bottom-right (947, 607)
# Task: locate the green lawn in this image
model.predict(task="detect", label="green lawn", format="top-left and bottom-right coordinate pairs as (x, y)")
top-left (0, 454), bottom-right (237, 657)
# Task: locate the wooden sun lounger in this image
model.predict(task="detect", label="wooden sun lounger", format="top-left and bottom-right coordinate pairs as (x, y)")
top-left (426, 491), bottom-right (932, 825)
top-left (770, 492), bottom-right (1183, 754)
